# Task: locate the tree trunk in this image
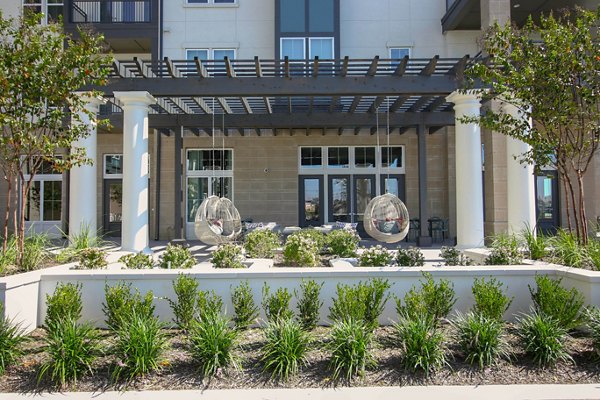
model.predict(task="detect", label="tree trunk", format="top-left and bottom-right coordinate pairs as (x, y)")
top-left (576, 170), bottom-right (588, 245)
top-left (562, 176), bottom-right (572, 233)
top-left (566, 175), bottom-right (580, 239)
top-left (2, 175), bottom-right (12, 253)
top-left (16, 174), bottom-right (31, 268)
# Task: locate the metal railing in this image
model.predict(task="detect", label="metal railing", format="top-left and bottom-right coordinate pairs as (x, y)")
top-left (70, 0), bottom-right (151, 23)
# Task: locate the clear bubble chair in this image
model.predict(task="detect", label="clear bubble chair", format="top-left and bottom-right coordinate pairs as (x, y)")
top-left (194, 195), bottom-right (242, 245)
top-left (363, 193), bottom-right (410, 243)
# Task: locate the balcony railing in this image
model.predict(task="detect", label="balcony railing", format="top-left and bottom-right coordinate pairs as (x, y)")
top-left (70, 0), bottom-right (151, 23)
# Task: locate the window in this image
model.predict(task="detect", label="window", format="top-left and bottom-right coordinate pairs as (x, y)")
top-left (186, 49), bottom-right (235, 61)
top-left (186, 149), bottom-right (234, 222)
top-left (354, 147), bottom-right (375, 168)
top-left (381, 146), bottom-right (403, 168)
top-left (327, 147), bottom-right (349, 168)
top-left (280, 0), bottom-right (305, 32)
top-left (23, 158), bottom-right (62, 223)
top-left (187, 0), bottom-right (235, 4)
top-left (281, 38), bottom-right (305, 60)
top-left (390, 48), bottom-right (410, 69)
top-left (308, 0), bottom-right (333, 32)
top-left (104, 154), bottom-right (123, 178)
top-left (309, 38), bottom-right (333, 59)
top-left (300, 147), bottom-right (322, 168)
top-left (23, 0), bottom-right (63, 23)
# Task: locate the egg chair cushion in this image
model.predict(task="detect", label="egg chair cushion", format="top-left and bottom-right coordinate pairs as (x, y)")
top-left (363, 193), bottom-right (410, 243)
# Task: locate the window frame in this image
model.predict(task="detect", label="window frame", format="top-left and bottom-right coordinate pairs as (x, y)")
top-left (23, 0), bottom-right (64, 24)
top-left (186, 0), bottom-right (237, 5)
top-left (22, 157), bottom-right (63, 223)
top-left (103, 154), bottom-right (124, 179)
top-left (298, 145), bottom-right (405, 174)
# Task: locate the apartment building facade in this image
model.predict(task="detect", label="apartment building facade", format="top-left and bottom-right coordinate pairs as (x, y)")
top-left (1, 0), bottom-right (598, 250)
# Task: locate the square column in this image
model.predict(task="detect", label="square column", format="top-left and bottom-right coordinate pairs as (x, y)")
top-left (503, 102), bottom-right (536, 233)
top-left (69, 94), bottom-right (105, 239)
top-left (114, 91), bottom-right (156, 253)
top-left (447, 90), bottom-right (485, 248)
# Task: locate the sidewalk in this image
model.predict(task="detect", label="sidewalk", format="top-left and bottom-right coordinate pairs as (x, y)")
top-left (1, 385), bottom-right (599, 400)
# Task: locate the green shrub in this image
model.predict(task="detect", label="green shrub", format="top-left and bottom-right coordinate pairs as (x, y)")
top-left (21, 233), bottom-right (50, 271)
top-left (261, 318), bottom-right (311, 381)
top-left (293, 229), bottom-right (326, 252)
top-left (119, 252), bottom-right (154, 269)
top-left (295, 279), bottom-right (323, 330)
top-left (103, 282), bottom-right (155, 331)
top-left (159, 244), bottom-right (195, 269)
top-left (485, 234), bottom-right (522, 265)
top-left (549, 229), bottom-right (588, 268)
top-left (328, 318), bottom-right (375, 381)
top-left (358, 245), bottom-right (393, 267)
top-left (167, 274), bottom-right (200, 331)
top-left (197, 290), bottom-right (224, 320)
top-left (45, 282), bottom-right (82, 328)
top-left (395, 313), bottom-right (446, 374)
top-left (111, 311), bottom-right (169, 382)
top-left (529, 275), bottom-right (584, 331)
top-left (0, 303), bottom-right (28, 375)
top-left (326, 229), bottom-right (359, 257)
top-left (588, 240), bottom-right (600, 270)
top-left (517, 311), bottom-right (572, 367)
top-left (77, 248), bottom-right (108, 270)
top-left (453, 312), bottom-right (508, 368)
top-left (231, 281), bottom-right (259, 330)
top-left (188, 313), bottom-right (239, 377)
top-left (395, 247), bottom-right (425, 267)
top-left (57, 223), bottom-right (108, 263)
top-left (244, 229), bottom-right (280, 258)
top-left (329, 278), bottom-right (391, 331)
top-left (585, 307), bottom-right (600, 357)
top-left (439, 246), bottom-right (473, 266)
top-left (38, 318), bottom-right (100, 387)
top-left (211, 243), bottom-right (245, 269)
top-left (471, 277), bottom-right (512, 321)
top-left (396, 272), bottom-right (456, 323)
top-left (0, 236), bottom-right (17, 274)
top-left (262, 284), bottom-right (293, 322)
top-left (520, 225), bottom-right (547, 260)
top-left (283, 234), bottom-right (320, 267)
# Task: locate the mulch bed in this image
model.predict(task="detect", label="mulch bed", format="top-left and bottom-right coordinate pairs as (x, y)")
top-left (2, 324), bottom-right (600, 393)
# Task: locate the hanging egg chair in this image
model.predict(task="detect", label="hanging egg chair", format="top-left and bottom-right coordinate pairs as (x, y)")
top-left (194, 195), bottom-right (242, 245)
top-left (363, 193), bottom-right (410, 243)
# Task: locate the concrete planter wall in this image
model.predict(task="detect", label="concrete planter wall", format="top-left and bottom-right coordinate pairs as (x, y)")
top-left (2, 260), bottom-right (600, 332)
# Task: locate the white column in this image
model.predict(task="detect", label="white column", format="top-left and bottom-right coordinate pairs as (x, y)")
top-left (504, 102), bottom-right (536, 234)
top-left (113, 91), bottom-right (155, 253)
top-left (69, 94), bottom-right (104, 240)
top-left (447, 90), bottom-right (485, 248)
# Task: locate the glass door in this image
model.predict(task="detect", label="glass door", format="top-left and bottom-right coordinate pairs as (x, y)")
top-left (299, 176), bottom-right (323, 227)
top-left (380, 174), bottom-right (406, 202)
top-left (536, 171), bottom-right (559, 234)
top-left (328, 175), bottom-right (350, 222)
top-left (353, 175), bottom-right (376, 235)
top-left (103, 179), bottom-right (122, 237)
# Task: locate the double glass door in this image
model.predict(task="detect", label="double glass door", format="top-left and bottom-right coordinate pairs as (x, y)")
top-left (328, 175), bottom-right (375, 227)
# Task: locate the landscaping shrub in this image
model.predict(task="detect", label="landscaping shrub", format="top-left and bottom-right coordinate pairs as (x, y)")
top-left (0, 303), bottom-right (27, 375)
top-left (395, 247), bottom-right (425, 267)
top-left (292, 229), bottom-right (326, 252)
top-left (395, 313), bottom-right (446, 374)
top-left (77, 247), bottom-right (108, 270)
top-left (38, 318), bottom-right (100, 387)
top-left (517, 310), bottom-right (572, 367)
top-left (261, 318), bottom-right (311, 381)
top-left (211, 243), bottom-right (245, 269)
top-left (21, 233), bottom-right (50, 271)
top-left (328, 318), bottom-right (376, 381)
top-left (329, 278), bottom-right (391, 330)
top-left (188, 313), bottom-right (239, 377)
top-left (45, 282), bottom-right (82, 327)
top-left (282, 234), bottom-right (320, 267)
top-left (453, 312), bottom-right (508, 368)
top-left (549, 229), bottom-right (588, 268)
top-left (471, 277), bottom-right (512, 321)
top-left (588, 240), bottom-right (600, 270)
top-left (529, 275), bottom-right (584, 331)
top-left (158, 244), bottom-right (195, 269)
top-left (197, 290), bottom-right (224, 320)
top-left (520, 225), bottom-right (547, 260)
top-left (262, 284), bottom-right (293, 322)
top-left (585, 307), bottom-right (600, 357)
top-left (103, 282), bottom-right (155, 331)
top-left (119, 252), bottom-right (154, 269)
top-left (485, 234), bottom-right (522, 265)
top-left (439, 246), bottom-right (473, 266)
top-left (357, 245), bottom-right (393, 267)
top-left (294, 279), bottom-right (323, 330)
top-left (231, 281), bottom-right (259, 330)
top-left (111, 311), bottom-right (169, 382)
top-left (167, 274), bottom-right (200, 331)
top-left (243, 229), bottom-right (280, 258)
top-left (57, 223), bottom-right (108, 263)
top-left (326, 229), bottom-right (359, 257)
top-left (396, 272), bottom-right (456, 323)
top-left (0, 236), bottom-right (17, 274)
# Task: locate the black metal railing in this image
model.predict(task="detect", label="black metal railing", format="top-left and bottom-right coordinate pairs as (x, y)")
top-left (70, 0), bottom-right (151, 23)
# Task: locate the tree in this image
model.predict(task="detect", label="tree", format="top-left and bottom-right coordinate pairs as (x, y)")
top-left (464, 7), bottom-right (599, 244)
top-left (0, 12), bottom-right (111, 264)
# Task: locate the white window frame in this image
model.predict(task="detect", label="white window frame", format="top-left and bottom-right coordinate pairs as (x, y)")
top-left (298, 146), bottom-right (405, 174)
top-left (185, 48), bottom-right (236, 60)
top-left (185, 0), bottom-right (237, 6)
top-left (280, 37), bottom-right (306, 60)
top-left (22, 0), bottom-right (64, 24)
top-left (22, 158), bottom-right (63, 223)
top-left (103, 154), bottom-right (124, 179)
top-left (308, 37), bottom-right (334, 60)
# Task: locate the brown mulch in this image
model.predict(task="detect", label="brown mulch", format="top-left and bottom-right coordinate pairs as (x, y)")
top-left (1, 324), bottom-right (600, 394)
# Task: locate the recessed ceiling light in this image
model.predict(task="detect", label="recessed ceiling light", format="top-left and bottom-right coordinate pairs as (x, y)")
top-left (513, 3), bottom-right (521, 8)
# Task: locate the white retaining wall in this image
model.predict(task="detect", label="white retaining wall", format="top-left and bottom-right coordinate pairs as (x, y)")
top-left (2, 260), bottom-right (599, 332)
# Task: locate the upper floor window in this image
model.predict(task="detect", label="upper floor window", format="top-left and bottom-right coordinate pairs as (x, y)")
top-left (23, 0), bottom-right (64, 24)
top-left (280, 0), bottom-right (335, 33)
top-left (186, 49), bottom-right (235, 61)
top-left (188, 0), bottom-right (236, 4)
top-left (390, 48), bottom-right (411, 68)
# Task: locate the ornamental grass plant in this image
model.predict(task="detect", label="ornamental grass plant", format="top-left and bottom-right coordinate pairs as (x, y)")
top-left (395, 313), bottom-right (446, 374)
top-left (261, 318), bottom-right (311, 381)
top-left (453, 312), bottom-right (509, 369)
top-left (517, 310), bottom-right (572, 368)
top-left (327, 318), bottom-right (376, 381)
top-left (0, 302), bottom-right (28, 375)
top-left (188, 313), bottom-right (239, 377)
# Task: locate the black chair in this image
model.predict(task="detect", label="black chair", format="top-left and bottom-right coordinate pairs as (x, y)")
top-left (406, 218), bottom-right (420, 242)
top-left (429, 217), bottom-right (445, 243)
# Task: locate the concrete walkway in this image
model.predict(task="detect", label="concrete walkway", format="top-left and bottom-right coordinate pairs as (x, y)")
top-left (1, 385), bottom-right (599, 400)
